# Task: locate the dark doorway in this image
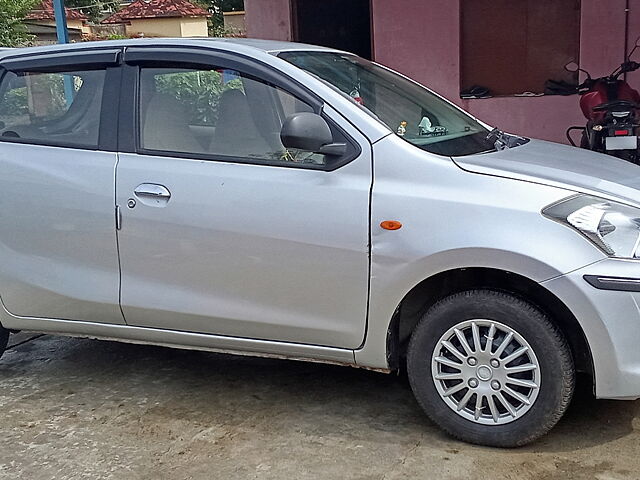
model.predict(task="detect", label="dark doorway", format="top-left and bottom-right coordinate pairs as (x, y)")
top-left (292, 0), bottom-right (372, 59)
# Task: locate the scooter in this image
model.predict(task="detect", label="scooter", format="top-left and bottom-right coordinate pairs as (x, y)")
top-left (566, 39), bottom-right (640, 164)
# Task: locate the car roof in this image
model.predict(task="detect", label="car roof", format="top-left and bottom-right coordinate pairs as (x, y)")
top-left (0, 38), bottom-right (345, 61)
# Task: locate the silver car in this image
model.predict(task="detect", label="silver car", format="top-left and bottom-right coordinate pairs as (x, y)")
top-left (0, 39), bottom-right (638, 447)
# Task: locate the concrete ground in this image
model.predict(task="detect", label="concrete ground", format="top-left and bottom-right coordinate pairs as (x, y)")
top-left (1, 333), bottom-right (639, 480)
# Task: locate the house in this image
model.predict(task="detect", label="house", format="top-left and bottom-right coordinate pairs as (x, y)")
top-left (25, 0), bottom-right (90, 42)
top-left (101, 0), bottom-right (210, 38)
top-left (245, 0), bottom-right (640, 144)
top-left (25, 23), bottom-right (84, 45)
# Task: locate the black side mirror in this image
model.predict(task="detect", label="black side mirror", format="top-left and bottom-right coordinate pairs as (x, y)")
top-left (281, 112), bottom-right (346, 156)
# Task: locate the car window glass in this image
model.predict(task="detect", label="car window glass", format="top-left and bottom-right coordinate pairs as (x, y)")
top-left (0, 69), bottom-right (105, 148)
top-left (139, 66), bottom-right (326, 166)
top-left (280, 51), bottom-right (496, 156)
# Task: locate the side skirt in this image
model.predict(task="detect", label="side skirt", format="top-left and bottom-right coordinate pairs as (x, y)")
top-left (1, 315), bottom-right (361, 367)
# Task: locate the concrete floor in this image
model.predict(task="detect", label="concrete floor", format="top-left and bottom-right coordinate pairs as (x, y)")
top-left (1, 333), bottom-right (639, 480)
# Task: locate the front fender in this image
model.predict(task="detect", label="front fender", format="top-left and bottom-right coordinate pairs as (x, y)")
top-left (358, 135), bottom-right (605, 368)
top-left (356, 247), bottom-right (601, 369)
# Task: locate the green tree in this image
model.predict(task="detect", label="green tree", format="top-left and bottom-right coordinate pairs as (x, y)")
top-left (64, 0), bottom-right (107, 23)
top-left (193, 0), bottom-right (243, 37)
top-left (0, 0), bottom-right (37, 47)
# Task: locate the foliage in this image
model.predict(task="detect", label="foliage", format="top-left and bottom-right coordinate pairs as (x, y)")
top-left (154, 69), bottom-right (243, 125)
top-left (1, 86), bottom-right (29, 117)
top-left (208, 23), bottom-right (232, 38)
top-left (191, 0), bottom-right (243, 37)
top-left (0, 0), bottom-right (37, 47)
top-left (209, 0), bottom-right (244, 28)
top-left (64, 0), bottom-right (115, 23)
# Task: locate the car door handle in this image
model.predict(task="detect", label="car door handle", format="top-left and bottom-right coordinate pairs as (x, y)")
top-left (134, 184), bottom-right (171, 198)
top-left (133, 183), bottom-right (171, 207)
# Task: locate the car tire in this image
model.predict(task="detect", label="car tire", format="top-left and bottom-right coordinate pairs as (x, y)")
top-left (0, 325), bottom-right (8, 360)
top-left (407, 289), bottom-right (575, 447)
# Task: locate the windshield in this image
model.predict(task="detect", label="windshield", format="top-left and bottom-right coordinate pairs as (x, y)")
top-left (279, 51), bottom-right (496, 156)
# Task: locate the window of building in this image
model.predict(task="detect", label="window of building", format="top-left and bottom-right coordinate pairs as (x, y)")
top-left (0, 68), bottom-right (106, 147)
top-left (460, 0), bottom-right (581, 97)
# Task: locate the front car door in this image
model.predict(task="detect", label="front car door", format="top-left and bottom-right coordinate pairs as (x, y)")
top-left (115, 47), bottom-right (371, 348)
top-left (0, 49), bottom-right (125, 324)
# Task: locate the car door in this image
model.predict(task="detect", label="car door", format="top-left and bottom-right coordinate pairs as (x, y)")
top-left (0, 49), bottom-right (125, 324)
top-left (115, 47), bottom-right (371, 348)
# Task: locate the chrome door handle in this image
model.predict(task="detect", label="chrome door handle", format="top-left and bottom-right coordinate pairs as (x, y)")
top-left (133, 183), bottom-right (171, 208)
top-left (134, 183), bottom-right (171, 199)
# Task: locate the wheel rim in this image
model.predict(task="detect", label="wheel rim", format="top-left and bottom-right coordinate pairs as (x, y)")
top-left (431, 319), bottom-right (540, 425)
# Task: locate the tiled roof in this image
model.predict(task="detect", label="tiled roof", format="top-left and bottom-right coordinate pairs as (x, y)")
top-left (102, 0), bottom-right (211, 24)
top-left (26, 0), bottom-right (88, 21)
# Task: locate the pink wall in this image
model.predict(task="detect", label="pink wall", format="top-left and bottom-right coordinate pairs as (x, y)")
top-left (370, 0), bottom-right (460, 100)
top-left (247, 0), bottom-right (640, 144)
top-left (627, 1), bottom-right (640, 87)
top-left (245, 0), bottom-right (291, 41)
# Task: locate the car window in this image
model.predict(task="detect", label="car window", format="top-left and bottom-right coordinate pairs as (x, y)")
top-left (280, 51), bottom-right (497, 156)
top-left (138, 66), bottom-right (326, 166)
top-left (0, 68), bottom-right (106, 148)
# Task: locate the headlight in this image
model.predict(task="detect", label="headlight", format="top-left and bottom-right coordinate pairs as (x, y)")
top-left (543, 195), bottom-right (640, 258)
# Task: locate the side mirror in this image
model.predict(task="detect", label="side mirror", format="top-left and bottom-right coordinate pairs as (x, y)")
top-left (280, 112), bottom-right (346, 156)
top-left (564, 61), bottom-right (579, 73)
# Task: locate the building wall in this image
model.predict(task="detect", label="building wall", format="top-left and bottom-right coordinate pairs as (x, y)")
top-left (25, 22), bottom-right (83, 45)
top-left (126, 17), bottom-right (184, 37)
top-left (223, 11), bottom-right (246, 35)
top-left (371, 0), bottom-right (460, 103)
top-left (36, 19), bottom-right (90, 34)
top-left (245, 0), bottom-right (291, 40)
top-left (247, 0), bottom-right (640, 144)
top-left (180, 17), bottom-right (208, 37)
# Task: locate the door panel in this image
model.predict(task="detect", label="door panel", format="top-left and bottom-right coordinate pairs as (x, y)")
top-left (0, 60), bottom-right (123, 324)
top-left (116, 145), bottom-right (371, 347)
top-left (0, 143), bottom-right (123, 323)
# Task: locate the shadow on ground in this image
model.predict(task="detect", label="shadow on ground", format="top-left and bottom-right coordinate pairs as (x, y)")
top-left (2, 334), bottom-right (636, 451)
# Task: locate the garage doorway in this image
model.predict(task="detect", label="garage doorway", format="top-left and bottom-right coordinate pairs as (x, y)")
top-left (292, 0), bottom-right (372, 59)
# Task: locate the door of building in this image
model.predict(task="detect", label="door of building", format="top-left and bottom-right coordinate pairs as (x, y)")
top-left (292, 0), bottom-right (372, 60)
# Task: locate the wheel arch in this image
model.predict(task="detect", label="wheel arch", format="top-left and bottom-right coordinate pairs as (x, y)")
top-left (386, 267), bottom-right (594, 382)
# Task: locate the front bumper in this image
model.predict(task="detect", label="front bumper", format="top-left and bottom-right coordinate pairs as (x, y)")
top-left (542, 258), bottom-right (640, 399)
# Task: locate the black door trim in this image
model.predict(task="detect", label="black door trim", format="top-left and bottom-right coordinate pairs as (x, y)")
top-left (0, 48), bottom-right (121, 72)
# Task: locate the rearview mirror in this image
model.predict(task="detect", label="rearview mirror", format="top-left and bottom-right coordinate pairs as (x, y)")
top-left (281, 112), bottom-right (346, 156)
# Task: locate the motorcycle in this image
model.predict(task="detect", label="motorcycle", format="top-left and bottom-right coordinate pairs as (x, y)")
top-left (566, 39), bottom-right (640, 164)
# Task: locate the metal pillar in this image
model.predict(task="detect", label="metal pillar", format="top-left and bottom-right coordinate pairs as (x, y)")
top-left (52, 0), bottom-right (74, 104)
top-left (52, 0), bottom-right (70, 44)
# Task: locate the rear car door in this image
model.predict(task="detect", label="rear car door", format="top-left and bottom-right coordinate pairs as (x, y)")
top-left (115, 47), bottom-right (372, 348)
top-left (0, 49), bottom-right (125, 324)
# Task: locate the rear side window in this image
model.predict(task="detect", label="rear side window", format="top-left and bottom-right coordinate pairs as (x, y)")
top-left (0, 68), bottom-right (106, 148)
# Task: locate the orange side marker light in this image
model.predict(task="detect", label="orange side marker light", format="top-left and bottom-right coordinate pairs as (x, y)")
top-left (380, 220), bottom-right (402, 231)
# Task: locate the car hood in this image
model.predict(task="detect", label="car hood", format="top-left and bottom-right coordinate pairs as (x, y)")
top-left (453, 139), bottom-right (640, 207)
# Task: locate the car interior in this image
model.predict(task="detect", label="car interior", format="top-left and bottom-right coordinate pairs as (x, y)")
top-left (139, 67), bottom-right (321, 164)
top-left (0, 69), bottom-right (105, 147)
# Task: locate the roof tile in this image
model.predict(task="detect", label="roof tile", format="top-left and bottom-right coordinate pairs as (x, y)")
top-left (102, 0), bottom-right (210, 24)
top-left (26, 0), bottom-right (88, 21)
